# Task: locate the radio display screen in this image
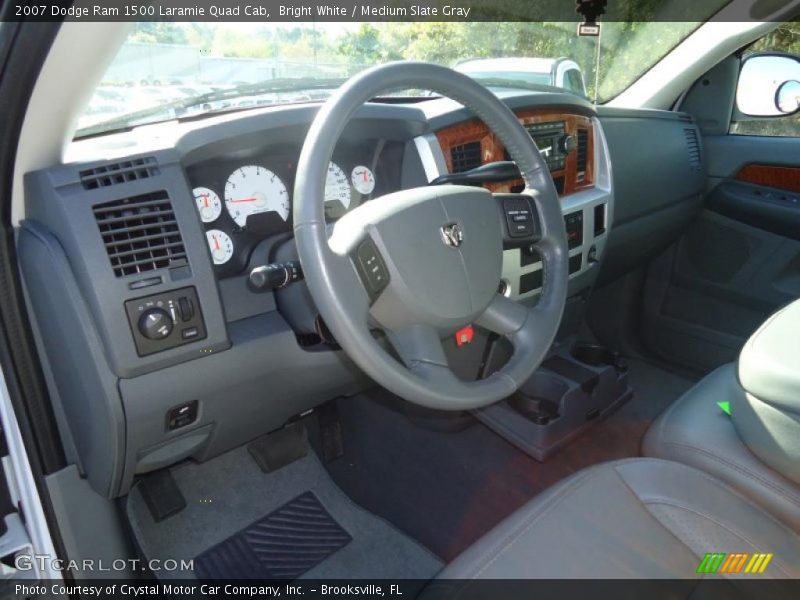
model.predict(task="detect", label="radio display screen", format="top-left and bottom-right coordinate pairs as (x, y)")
top-left (532, 134), bottom-right (557, 160)
top-left (527, 121), bottom-right (566, 171)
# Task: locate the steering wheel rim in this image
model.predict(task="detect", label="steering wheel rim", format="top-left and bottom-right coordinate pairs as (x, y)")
top-left (294, 62), bottom-right (568, 411)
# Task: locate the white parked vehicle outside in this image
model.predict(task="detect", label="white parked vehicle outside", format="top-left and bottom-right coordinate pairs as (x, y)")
top-left (455, 57), bottom-right (587, 97)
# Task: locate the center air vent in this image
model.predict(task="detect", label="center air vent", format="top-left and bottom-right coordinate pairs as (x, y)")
top-left (450, 141), bottom-right (481, 173)
top-left (80, 157), bottom-right (160, 190)
top-left (576, 128), bottom-right (589, 179)
top-left (93, 191), bottom-right (187, 278)
top-left (684, 128), bottom-right (702, 171)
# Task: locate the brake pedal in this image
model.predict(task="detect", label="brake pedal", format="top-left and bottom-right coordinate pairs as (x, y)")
top-left (248, 422), bottom-right (309, 473)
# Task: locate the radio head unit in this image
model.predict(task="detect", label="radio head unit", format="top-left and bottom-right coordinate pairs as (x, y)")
top-left (525, 121), bottom-right (572, 172)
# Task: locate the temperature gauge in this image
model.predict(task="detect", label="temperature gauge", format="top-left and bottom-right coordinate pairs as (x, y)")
top-left (193, 187), bottom-right (222, 223)
top-left (206, 229), bottom-right (234, 265)
top-left (351, 165), bottom-right (375, 196)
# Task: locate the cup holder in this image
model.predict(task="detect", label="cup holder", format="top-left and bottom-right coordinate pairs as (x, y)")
top-left (571, 344), bottom-right (628, 374)
top-left (509, 373), bottom-right (569, 425)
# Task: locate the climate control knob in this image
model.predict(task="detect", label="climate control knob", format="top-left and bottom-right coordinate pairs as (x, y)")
top-left (138, 308), bottom-right (174, 341)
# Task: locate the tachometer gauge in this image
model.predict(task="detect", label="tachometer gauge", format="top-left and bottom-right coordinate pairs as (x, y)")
top-left (325, 162), bottom-right (352, 209)
top-left (206, 229), bottom-right (234, 265)
top-left (224, 165), bottom-right (289, 228)
top-left (193, 187), bottom-right (222, 223)
top-left (351, 165), bottom-right (375, 196)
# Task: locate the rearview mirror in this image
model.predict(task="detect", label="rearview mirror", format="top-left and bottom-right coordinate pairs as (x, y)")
top-left (736, 54), bottom-right (800, 117)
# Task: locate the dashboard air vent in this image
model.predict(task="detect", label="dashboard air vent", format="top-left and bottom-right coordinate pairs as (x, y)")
top-left (80, 157), bottom-right (160, 190)
top-left (576, 128), bottom-right (589, 180)
top-left (450, 141), bottom-right (481, 173)
top-left (93, 191), bottom-right (187, 278)
top-left (684, 128), bottom-right (702, 170)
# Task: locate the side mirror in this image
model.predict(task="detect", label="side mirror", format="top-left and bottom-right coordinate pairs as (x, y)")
top-left (776, 80), bottom-right (800, 115)
top-left (736, 53), bottom-right (800, 117)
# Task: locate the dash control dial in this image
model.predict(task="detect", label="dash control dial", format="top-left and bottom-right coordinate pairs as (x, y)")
top-left (125, 286), bottom-right (206, 357)
top-left (138, 308), bottom-right (174, 340)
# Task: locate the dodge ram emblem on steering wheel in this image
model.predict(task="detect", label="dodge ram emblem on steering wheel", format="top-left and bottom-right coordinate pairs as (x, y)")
top-left (440, 223), bottom-right (464, 248)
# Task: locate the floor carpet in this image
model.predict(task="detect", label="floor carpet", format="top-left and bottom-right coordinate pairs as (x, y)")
top-left (319, 358), bottom-right (696, 561)
top-left (126, 445), bottom-right (443, 580)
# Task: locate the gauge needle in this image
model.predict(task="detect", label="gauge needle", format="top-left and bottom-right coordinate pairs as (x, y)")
top-left (229, 197), bottom-right (257, 203)
top-left (214, 237), bottom-right (220, 251)
top-left (203, 194), bottom-right (209, 207)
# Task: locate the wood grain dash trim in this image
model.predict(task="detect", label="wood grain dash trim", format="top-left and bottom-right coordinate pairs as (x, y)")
top-left (435, 109), bottom-right (594, 197)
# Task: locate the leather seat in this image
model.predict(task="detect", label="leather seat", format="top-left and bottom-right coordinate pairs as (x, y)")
top-left (643, 363), bottom-right (800, 533)
top-left (436, 458), bottom-right (800, 580)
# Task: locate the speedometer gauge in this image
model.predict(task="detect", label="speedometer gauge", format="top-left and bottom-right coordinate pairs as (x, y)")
top-left (193, 187), bottom-right (222, 223)
top-left (351, 165), bottom-right (375, 195)
top-left (206, 230), bottom-right (234, 265)
top-left (224, 165), bottom-right (289, 228)
top-left (325, 162), bottom-right (352, 209)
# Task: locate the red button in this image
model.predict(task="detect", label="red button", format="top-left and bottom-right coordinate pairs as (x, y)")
top-left (455, 325), bottom-right (474, 347)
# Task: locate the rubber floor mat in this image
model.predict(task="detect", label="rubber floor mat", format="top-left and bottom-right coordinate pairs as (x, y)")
top-left (126, 448), bottom-right (442, 579)
top-left (194, 491), bottom-right (352, 580)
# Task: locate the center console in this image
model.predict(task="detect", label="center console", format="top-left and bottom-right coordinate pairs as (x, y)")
top-left (477, 338), bottom-right (633, 460)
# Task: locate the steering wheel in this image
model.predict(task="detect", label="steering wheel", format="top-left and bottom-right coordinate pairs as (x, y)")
top-left (294, 62), bottom-right (568, 411)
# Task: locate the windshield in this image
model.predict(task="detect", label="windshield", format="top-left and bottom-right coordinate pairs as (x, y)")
top-left (78, 20), bottom-right (712, 137)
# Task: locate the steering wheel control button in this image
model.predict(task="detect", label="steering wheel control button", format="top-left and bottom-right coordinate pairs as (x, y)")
top-left (502, 196), bottom-right (538, 239)
top-left (125, 286), bottom-right (207, 357)
top-left (354, 238), bottom-right (389, 300)
top-left (139, 309), bottom-right (173, 341)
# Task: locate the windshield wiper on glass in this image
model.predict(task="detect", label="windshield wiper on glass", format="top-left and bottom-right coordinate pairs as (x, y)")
top-left (76, 77), bottom-right (348, 138)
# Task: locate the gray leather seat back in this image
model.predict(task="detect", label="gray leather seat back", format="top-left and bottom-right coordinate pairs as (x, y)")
top-left (735, 299), bottom-right (800, 485)
top-left (644, 364), bottom-right (800, 533)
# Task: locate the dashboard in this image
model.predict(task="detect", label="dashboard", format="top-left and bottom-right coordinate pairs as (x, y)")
top-left (184, 138), bottom-right (403, 277)
top-left (17, 90), bottom-right (705, 499)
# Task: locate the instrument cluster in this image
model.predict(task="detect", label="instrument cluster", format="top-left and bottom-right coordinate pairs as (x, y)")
top-left (185, 140), bottom-right (393, 278)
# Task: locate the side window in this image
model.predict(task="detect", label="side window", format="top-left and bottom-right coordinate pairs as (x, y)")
top-left (730, 22), bottom-right (800, 137)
